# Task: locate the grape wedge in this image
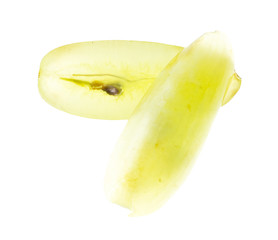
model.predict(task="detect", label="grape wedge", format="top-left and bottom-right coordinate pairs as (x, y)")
top-left (104, 32), bottom-right (236, 216)
top-left (38, 40), bottom-right (240, 120)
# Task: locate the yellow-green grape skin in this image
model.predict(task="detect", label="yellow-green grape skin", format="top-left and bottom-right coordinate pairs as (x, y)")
top-left (222, 72), bottom-right (241, 106)
top-left (104, 32), bottom-right (235, 216)
top-left (38, 40), bottom-right (240, 120)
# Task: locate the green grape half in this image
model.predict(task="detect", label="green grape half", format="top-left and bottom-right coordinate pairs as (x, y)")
top-left (105, 32), bottom-right (236, 216)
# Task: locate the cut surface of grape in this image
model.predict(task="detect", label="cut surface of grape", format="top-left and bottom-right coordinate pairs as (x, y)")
top-left (105, 32), bottom-right (236, 216)
top-left (38, 40), bottom-right (240, 120)
top-left (38, 41), bottom-right (182, 119)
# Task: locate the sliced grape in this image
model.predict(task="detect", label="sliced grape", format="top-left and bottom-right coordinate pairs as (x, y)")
top-left (38, 41), bottom-right (182, 119)
top-left (104, 32), bottom-right (235, 216)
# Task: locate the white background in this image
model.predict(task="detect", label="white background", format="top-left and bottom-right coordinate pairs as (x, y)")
top-left (0, 0), bottom-right (277, 239)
